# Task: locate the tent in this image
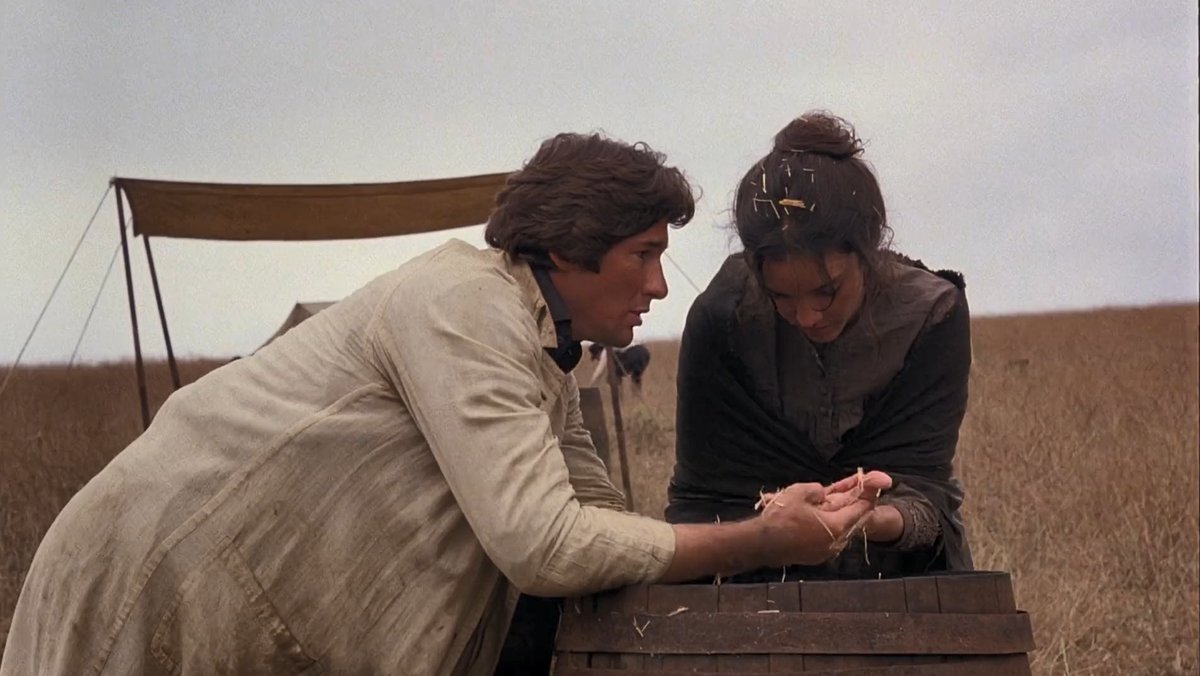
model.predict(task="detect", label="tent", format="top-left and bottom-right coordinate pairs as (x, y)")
top-left (261, 301), bottom-right (336, 349)
top-left (112, 172), bottom-right (510, 428)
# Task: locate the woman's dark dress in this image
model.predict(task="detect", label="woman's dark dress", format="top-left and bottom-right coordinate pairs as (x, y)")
top-left (667, 253), bottom-right (974, 581)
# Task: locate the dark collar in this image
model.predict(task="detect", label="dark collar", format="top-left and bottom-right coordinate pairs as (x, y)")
top-left (525, 253), bottom-right (582, 373)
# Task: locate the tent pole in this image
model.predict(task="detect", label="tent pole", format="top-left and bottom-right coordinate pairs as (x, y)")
top-left (605, 347), bottom-right (635, 512)
top-left (116, 186), bottom-right (151, 429)
top-left (143, 237), bottom-right (181, 389)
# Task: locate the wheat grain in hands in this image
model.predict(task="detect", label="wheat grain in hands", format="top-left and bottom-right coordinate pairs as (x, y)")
top-left (755, 469), bottom-right (893, 560)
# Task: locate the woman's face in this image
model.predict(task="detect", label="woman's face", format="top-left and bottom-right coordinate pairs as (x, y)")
top-left (760, 252), bottom-right (866, 344)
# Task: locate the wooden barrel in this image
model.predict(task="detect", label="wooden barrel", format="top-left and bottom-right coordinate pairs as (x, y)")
top-left (555, 571), bottom-right (1034, 675)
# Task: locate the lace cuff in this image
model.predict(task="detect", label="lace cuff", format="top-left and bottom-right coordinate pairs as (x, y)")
top-left (881, 493), bottom-right (941, 551)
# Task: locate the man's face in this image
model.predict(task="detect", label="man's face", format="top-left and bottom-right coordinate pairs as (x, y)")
top-left (760, 251), bottom-right (866, 344)
top-left (549, 220), bottom-right (669, 347)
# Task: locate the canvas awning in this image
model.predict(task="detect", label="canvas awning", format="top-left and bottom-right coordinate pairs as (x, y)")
top-left (113, 172), bottom-right (511, 241)
top-left (112, 170), bottom-right (511, 429)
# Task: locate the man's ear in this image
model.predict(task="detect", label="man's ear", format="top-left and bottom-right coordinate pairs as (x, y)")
top-left (548, 252), bottom-right (579, 272)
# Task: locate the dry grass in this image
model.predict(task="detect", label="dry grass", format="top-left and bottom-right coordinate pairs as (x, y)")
top-left (2, 305), bottom-right (1197, 674)
top-left (0, 360), bottom-right (222, 639)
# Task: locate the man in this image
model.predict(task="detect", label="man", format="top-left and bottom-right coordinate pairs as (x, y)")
top-left (2, 133), bottom-right (883, 675)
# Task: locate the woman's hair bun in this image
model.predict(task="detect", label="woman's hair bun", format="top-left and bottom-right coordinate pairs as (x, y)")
top-left (773, 111), bottom-right (864, 160)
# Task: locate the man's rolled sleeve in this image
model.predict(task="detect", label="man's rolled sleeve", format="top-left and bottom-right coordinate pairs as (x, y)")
top-left (531, 505), bottom-right (674, 596)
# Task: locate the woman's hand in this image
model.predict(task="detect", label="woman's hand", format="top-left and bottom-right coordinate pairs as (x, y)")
top-left (861, 504), bottom-right (904, 543)
top-left (663, 474), bottom-right (891, 583)
top-left (824, 469), bottom-right (893, 501)
top-left (823, 469), bottom-right (902, 543)
top-left (757, 482), bottom-right (878, 565)
top-left (765, 470), bottom-right (897, 549)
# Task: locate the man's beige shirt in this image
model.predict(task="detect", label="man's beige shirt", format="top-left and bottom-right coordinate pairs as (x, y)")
top-left (2, 240), bottom-right (675, 675)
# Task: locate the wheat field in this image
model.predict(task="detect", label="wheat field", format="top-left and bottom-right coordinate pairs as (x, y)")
top-left (1, 304), bottom-right (1197, 674)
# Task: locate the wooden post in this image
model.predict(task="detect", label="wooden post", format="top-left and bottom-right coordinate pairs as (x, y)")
top-left (605, 347), bottom-right (635, 511)
top-left (142, 237), bottom-right (181, 390)
top-left (116, 185), bottom-right (151, 430)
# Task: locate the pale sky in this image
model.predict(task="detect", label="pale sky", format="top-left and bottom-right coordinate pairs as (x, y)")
top-left (3, 1), bottom-right (1197, 364)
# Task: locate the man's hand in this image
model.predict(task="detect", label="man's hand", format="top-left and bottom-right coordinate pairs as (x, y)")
top-left (758, 481), bottom-right (878, 565)
top-left (660, 471), bottom-right (894, 583)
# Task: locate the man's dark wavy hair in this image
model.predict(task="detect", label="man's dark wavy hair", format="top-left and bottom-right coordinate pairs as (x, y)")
top-left (486, 133), bottom-right (695, 271)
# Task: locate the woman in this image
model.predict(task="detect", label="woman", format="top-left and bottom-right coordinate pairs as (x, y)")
top-left (667, 111), bottom-right (973, 580)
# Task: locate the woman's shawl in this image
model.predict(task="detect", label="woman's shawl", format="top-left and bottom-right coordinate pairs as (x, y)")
top-left (667, 255), bottom-right (973, 575)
